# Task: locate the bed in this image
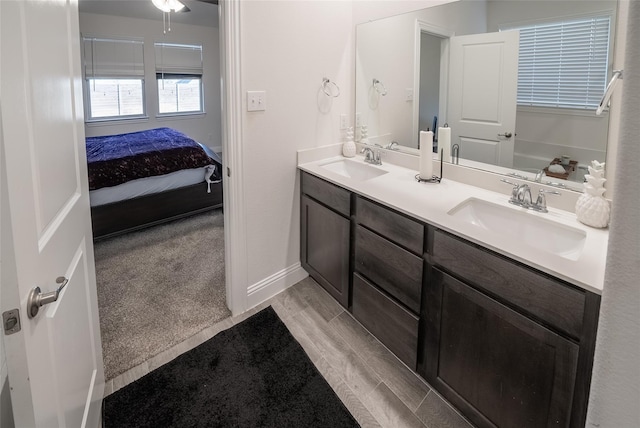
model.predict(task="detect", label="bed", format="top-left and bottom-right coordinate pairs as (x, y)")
top-left (87, 127), bottom-right (223, 240)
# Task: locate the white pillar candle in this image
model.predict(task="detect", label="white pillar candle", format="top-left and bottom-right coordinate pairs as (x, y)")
top-left (438, 126), bottom-right (451, 163)
top-left (419, 130), bottom-right (434, 179)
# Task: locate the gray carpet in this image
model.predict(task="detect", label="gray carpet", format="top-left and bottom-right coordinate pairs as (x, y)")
top-left (94, 210), bottom-right (229, 381)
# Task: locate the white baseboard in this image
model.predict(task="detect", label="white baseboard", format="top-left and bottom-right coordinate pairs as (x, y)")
top-left (246, 263), bottom-right (308, 309)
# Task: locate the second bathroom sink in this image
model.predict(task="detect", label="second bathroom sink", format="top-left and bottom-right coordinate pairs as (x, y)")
top-left (448, 197), bottom-right (586, 261)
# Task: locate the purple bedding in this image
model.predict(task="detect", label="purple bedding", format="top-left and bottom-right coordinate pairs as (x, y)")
top-left (86, 128), bottom-right (220, 190)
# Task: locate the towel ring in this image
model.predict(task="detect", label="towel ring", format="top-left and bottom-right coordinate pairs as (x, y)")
top-left (322, 77), bottom-right (340, 98)
top-left (372, 78), bottom-right (387, 96)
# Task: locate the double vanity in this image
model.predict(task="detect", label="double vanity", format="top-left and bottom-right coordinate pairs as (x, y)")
top-left (298, 149), bottom-right (608, 428)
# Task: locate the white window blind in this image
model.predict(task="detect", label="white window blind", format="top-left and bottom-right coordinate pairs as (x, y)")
top-left (82, 37), bottom-right (145, 78)
top-left (511, 16), bottom-right (611, 110)
top-left (154, 43), bottom-right (203, 75)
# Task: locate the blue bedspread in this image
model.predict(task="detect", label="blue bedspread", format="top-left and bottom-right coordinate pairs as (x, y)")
top-left (86, 128), bottom-right (219, 190)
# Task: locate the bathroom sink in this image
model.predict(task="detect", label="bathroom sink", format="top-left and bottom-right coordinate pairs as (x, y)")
top-left (448, 198), bottom-right (586, 261)
top-left (320, 159), bottom-right (388, 181)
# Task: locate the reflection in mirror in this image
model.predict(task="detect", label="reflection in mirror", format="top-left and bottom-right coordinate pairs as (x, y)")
top-left (355, 0), bottom-right (618, 191)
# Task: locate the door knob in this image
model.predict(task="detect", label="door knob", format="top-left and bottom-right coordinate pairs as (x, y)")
top-left (498, 132), bottom-right (513, 138)
top-left (27, 276), bottom-right (68, 319)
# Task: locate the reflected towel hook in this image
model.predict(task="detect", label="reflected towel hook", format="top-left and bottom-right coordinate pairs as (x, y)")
top-left (372, 78), bottom-right (387, 96)
top-left (322, 77), bottom-right (340, 98)
top-left (596, 69), bottom-right (623, 115)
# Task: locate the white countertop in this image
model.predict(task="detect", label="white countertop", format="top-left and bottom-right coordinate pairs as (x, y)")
top-left (298, 150), bottom-right (608, 294)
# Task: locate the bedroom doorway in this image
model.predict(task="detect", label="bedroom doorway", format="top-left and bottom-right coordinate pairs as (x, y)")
top-left (93, 210), bottom-right (228, 381)
top-left (77, 0), bottom-right (231, 382)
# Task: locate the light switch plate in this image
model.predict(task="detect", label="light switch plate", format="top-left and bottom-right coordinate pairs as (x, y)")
top-left (405, 88), bottom-right (413, 101)
top-left (247, 91), bottom-right (266, 112)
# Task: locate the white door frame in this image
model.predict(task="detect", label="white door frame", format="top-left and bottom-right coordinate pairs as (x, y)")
top-left (219, 0), bottom-right (248, 316)
top-left (412, 20), bottom-right (454, 149)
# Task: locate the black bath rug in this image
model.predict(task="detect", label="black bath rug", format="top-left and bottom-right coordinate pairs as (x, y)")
top-left (103, 306), bottom-right (360, 428)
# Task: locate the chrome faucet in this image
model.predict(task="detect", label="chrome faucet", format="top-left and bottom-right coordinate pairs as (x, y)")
top-left (516, 183), bottom-right (533, 206)
top-left (386, 141), bottom-right (399, 150)
top-left (452, 144), bottom-right (460, 165)
top-left (534, 188), bottom-right (561, 213)
top-left (361, 146), bottom-right (382, 165)
top-left (500, 179), bottom-right (561, 212)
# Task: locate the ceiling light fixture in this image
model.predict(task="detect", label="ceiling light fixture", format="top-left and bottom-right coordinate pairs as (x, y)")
top-left (152, 0), bottom-right (185, 34)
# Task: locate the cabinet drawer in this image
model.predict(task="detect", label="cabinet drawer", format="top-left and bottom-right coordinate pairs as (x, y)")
top-left (355, 196), bottom-right (424, 254)
top-left (432, 230), bottom-right (585, 339)
top-left (352, 273), bottom-right (419, 369)
top-left (355, 225), bottom-right (423, 313)
top-left (301, 172), bottom-right (350, 217)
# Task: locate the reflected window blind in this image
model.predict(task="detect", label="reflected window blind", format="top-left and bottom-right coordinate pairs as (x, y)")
top-left (82, 37), bottom-right (144, 78)
top-left (154, 43), bottom-right (203, 75)
top-left (511, 16), bottom-right (611, 110)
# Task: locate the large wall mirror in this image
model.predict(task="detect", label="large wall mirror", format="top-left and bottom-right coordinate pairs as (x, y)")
top-left (355, 0), bottom-right (618, 191)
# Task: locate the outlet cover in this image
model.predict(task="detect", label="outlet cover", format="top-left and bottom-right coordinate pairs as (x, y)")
top-left (340, 114), bottom-right (348, 130)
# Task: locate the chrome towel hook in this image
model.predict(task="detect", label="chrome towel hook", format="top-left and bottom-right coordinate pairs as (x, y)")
top-left (322, 77), bottom-right (340, 98)
top-left (372, 78), bottom-right (387, 96)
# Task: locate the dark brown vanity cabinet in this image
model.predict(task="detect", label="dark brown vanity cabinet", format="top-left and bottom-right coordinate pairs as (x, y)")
top-left (300, 172), bottom-right (351, 308)
top-left (352, 196), bottom-right (424, 369)
top-left (299, 171), bottom-right (600, 427)
top-left (424, 230), bottom-right (601, 428)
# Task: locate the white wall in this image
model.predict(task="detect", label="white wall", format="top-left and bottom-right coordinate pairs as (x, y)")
top-left (79, 13), bottom-right (222, 151)
top-left (238, 0), bottom-right (353, 293)
top-left (587, 1), bottom-right (640, 425)
top-left (486, 1), bottom-right (617, 169)
top-left (352, 0), bottom-right (459, 25)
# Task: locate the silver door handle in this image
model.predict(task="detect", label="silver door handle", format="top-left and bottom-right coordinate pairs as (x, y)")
top-left (498, 132), bottom-right (513, 138)
top-left (27, 276), bottom-right (68, 319)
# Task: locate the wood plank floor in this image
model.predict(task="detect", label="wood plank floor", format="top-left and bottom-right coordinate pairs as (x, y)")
top-left (105, 276), bottom-right (474, 428)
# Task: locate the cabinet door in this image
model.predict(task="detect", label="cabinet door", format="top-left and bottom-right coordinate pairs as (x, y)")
top-left (424, 268), bottom-right (579, 428)
top-left (301, 195), bottom-right (350, 308)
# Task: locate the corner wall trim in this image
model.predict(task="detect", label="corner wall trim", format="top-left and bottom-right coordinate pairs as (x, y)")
top-left (246, 263), bottom-right (309, 309)
top-left (220, 0), bottom-right (248, 316)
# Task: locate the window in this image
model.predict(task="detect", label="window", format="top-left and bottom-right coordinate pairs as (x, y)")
top-left (88, 79), bottom-right (144, 118)
top-left (82, 37), bottom-right (146, 121)
top-left (506, 15), bottom-right (611, 110)
top-left (157, 75), bottom-right (202, 114)
top-left (155, 43), bottom-right (204, 115)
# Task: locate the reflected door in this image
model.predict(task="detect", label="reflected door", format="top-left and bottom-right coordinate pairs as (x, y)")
top-left (448, 31), bottom-right (519, 167)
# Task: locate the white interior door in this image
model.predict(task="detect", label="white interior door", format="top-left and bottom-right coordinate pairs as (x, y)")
top-left (1, 1), bottom-right (104, 427)
top-left (448, 31), bottom-right (519, 167)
